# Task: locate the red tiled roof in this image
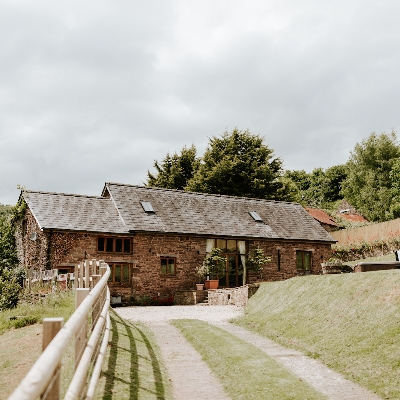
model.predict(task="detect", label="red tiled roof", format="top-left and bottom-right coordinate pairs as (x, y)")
top-left (305, 207), bottom-right (338, 227)
top-left (339, 213), bottom-right (368, 223)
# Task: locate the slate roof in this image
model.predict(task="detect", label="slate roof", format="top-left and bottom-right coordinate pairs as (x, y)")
top-left (22, 191), bottom-right (128, 234)
top-left (103, 183), bottom-right (335, 242)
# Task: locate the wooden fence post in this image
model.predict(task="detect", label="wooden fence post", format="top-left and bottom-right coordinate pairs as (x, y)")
top-left (84, 261), bottom-right (90, 289)
top-left (42, 318), bottom-right (64, 400)
top-left (79, 263), bottom-right (84, 289)
top-left (75, 288), bottom-right (90, 370)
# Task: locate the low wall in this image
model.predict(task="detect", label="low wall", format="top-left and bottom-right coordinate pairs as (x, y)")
top-left (207, 284), bottom-right (259, 307)
top-left (174, 290), bottom-right (205, 305)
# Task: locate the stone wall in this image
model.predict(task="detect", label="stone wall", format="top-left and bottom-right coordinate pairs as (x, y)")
top-left (174, 290), bottom-right (205, 305)
top-left (207, 284), bottom-right (260, 307)
top-left (247, 239), bottom-right (331, 284)
top-left (131, 233), bottom-right (205, 298)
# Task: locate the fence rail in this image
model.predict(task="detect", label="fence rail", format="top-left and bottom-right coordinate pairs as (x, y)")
top-left (331, 218), bottom-right (400, 246)
top-left (9, 259), bottom-right (110, 400)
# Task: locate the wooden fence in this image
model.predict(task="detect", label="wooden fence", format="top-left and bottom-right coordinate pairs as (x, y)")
top-left (331, 218), bottom-right (400, 245)
top-left (9, 259), bottom-right (111, 400)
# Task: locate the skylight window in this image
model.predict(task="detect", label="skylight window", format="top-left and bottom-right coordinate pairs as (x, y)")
top-left (249, 211), bottom-right (263, 222)
top-left (140, 201), bottom-right (155, 213)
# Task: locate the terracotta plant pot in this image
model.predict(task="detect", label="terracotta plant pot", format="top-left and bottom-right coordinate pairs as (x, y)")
top-left (205, 280), bottom-right (219, 290)
top-left (196, 283), bottom-right (204, 291)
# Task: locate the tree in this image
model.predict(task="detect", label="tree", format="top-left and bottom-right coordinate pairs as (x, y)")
top-left (147, 144), bottom-right (200, 190)
top-left (389, 158), bottom-right (400, 218)
top-left (284, 165), bottom-right (347, 207)
top-left (186, 128), bottom-right (293, 200)
top-left (341, 131), bottom-right (400, 222)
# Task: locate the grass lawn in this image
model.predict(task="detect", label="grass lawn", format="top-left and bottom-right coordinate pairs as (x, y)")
top-left (95, 309), bottom-right (173, 400)
top-left (234, 270), bottom-right (400, 399)
top-left (0, 290), bottom-right (75, 399)
top-left (172, 319), bottom-right (325, 400)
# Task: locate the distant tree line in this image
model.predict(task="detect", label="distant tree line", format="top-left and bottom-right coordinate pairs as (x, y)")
top-left (147, 128), bottom-right (400, 223)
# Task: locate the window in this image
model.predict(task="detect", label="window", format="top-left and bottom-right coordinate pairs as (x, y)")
top-left (249, 211), bottom-right (263, 222)
top-left (108, 263), bottom-right (131, 283)
top-left (160, 257), bottom-right (176, 274)
top-left (140, 201), bottom-right (155, 213)
top-left (296, 250), bottom-right (312, 272)
top-left (97, 237), bottom-right (131, 253)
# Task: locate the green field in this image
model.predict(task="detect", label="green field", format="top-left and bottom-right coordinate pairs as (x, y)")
top-left (234, 270), bottom-right (400, 399)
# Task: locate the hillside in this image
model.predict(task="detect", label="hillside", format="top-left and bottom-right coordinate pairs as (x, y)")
top-left (234, 271), bottom-right (400, 399)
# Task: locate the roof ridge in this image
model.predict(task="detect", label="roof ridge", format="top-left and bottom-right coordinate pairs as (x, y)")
top-left (105, 182), bottom-right (300, 205)
top-left (23, 190), bottom-right (107, 200)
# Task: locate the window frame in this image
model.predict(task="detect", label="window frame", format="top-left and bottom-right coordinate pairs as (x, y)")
top-left (97, 236), bottom-right (132, 254)
top-left (160, 257), bottom-right (176, 275)
top-left (107, 263), bottom-right (132, 284)
top-left (296, 250), bottom-right (312, 273)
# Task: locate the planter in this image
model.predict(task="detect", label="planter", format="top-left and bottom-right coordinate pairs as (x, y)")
top-left (205, 280), bottom-right (219, 290)
top-left (196, 283), bottom-right (204, 291)
top-left (321, 262), bottom-right (342, 274)
top-left (111, 296), bottom-right (122, 304)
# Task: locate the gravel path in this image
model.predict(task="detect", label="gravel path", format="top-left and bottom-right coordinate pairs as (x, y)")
top-left (115, 305), bottom-right (380, 400)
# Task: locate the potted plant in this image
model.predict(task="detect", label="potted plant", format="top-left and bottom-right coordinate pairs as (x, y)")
top-left (198, 248), bottom-right (226, 290)
top-left (195, 263), bottom-right (206, 290)
top-left (247, 248), bottom-right (271, 280)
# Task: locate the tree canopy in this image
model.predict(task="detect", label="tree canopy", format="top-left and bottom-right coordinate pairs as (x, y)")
top-left (146, 144), bottom-right (199, 190)
top-left (185, 128), bottom-right (292, 200)
top-left (341, 131), bottom-right (400, 222)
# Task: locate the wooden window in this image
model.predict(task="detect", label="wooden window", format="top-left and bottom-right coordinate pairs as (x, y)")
top-left (108, 263), bottom-right (131, 283)
top-left (97, 237), bottom-right (132, 254)
top-left (296, 250), bottom-right (312, 272)
top-left (160, 257), bottom-right (176, 275)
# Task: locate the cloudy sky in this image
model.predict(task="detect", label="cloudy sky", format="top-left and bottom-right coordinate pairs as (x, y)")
top-left (1, 0), bottom-right (400, 205)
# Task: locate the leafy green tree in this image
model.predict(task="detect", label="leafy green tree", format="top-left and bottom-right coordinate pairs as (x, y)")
top-left (0, 201), bottom-right (25, 309)
top-left (147, 144), bottom-right (200, 190)
top-left (389, 158), bottom-right (400, 218)
top-left (186, 128), bottom-right (293, 200)
top-left (284, 165), bottom-right (347, 207)
top-left (341, 131), bottom-right (400, 222)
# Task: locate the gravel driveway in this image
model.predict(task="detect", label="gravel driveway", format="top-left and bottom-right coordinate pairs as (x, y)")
top-left (115, 305), bottom-right (380, 400)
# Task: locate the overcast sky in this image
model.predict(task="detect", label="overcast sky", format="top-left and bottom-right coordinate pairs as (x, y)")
top-left (1, 0), bottom-right (400, 205)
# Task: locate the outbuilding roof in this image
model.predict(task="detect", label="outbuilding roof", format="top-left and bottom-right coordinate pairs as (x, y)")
top-left (22, 191), bottom-right (128, 234)
top-left (305, 207), bottom-right (338, 227)
top-left (103, 183), bottom-right (335, 242)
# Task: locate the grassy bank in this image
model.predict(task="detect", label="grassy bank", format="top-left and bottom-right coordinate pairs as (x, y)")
top-left (173, 319), bottom-right (324, 400)
top-left (95, 309), bottom-right (173, 400)
top-left (0, 289), bottom-right (75, 334)
top-left (234, 270), bottom-right (400, 399)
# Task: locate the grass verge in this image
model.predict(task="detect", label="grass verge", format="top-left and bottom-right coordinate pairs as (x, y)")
top-left (234, 270), bottom-right (400, 399)
top-left (95, 309), bottom-right (173, 400)
top-left (172, 319), bottom-right (325, 400)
